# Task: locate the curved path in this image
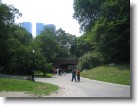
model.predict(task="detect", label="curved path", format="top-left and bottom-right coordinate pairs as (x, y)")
top-left (36, 73), bottom-right (130, 97)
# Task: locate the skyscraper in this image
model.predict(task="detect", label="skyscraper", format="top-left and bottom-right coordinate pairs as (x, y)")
top-left (22, 22), bottom-right (32, 34)
top-left (36, 23), bottom-right (44, 36)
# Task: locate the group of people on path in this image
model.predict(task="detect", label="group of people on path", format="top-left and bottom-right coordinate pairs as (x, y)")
top-left (71, 69), bottom-right (80, 82)
top-left (54, 67), bottom-right (80, 82)
top-left (56, 67), bottom-right (66, 76)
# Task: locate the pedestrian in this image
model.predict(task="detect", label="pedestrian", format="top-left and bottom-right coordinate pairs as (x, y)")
top-left (59, 67), bottom-right (62, 76)
top-left (71, 68), bottom-right (76, 82)
top-left (63, 68), bottom-right (66, 76)
top-left (57, 68), bottom-right (59, 76)
top-left (76, 69), bottom-right (80, 82)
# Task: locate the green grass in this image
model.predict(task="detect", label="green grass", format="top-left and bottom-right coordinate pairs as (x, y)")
top-left (34, 73), bottom-right (54, 78)
top-left (81, 63), bottom-right (130, 85)
top-left (0, 78), bottom-right (59, 96)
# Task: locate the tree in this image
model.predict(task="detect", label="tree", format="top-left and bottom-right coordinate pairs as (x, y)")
top-left (28, 27), bottom-right (78, 75)
top-left (4, 25), bottom-right (33, 74)
top-left (38, 28), bottom-right (59, 61)
top-left (12, 25), bottom-right (32, 46)
top-left (91, 0), bottom-right (130, 62)
top-left (56, 28), bottom-right (76, 58)
top-left (73, 0), bottom-right (130, 63)
top-left (75, 33), bottom-right (93, 57)
top-left (0, 1), bottom-right (22, 68)
top-left (73, 0), bottom-right (105, 32)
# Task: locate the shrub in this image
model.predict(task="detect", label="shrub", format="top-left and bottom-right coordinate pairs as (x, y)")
top-left (77, 52), bottom-right (103, 71)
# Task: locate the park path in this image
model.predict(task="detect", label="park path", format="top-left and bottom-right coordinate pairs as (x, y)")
top-left (35, 73), bottom-right (130, 97)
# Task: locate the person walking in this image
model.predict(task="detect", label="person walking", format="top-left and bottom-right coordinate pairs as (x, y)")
top-left (71, 68), bottom-right (76, 82)
top-left (63, 68), bottom-right (66, 76)
top-left (76, 69), bottom-right (80, 82)
top-left (56, 68), bottom-right (59, 76)
top-left (59, 68), bottom-right (62, 76)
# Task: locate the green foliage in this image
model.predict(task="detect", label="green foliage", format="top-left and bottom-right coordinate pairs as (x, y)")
top-left (0, 78), bottom-right (59, 96)
top-left (75, 33), bottom-right (93, 57)
top-left (0, 0), bottom-right (130, 76)
top-left (77, 52), bottom-right (103, 70)
top-left (94, 0), bottom-right (130, 62)
top-left (0, 1), bottom-right (78, 75)
top-left (32, 49), bottom-right (49, 75)
top-left (12, 26), bottom-right (32, 46)
top-left (0, 2), bottom-right (22, 67)
top-left (6, 46), bottom-right (32, 74)
top-left (96, 20), bottom-right (130, 62)
top-left (81, 63), bottom-right (130, 85)
top-left (73, 0), bottom-right (105, 32)
top-left (36, 28), bottom-right (59, 61)
top-left (0, 1), bottom-right (77, 75)
top-left (74, 0), bottom-right (130, 63)
top-left (3, 25), bottom-right (33, 74)
top-left (56, 28), bottom-right (76, 58)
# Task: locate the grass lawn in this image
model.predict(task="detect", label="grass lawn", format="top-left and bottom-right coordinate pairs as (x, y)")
top-left (81, 63), bottom-right (130, 85)
top-left (0, 78), bottom-right (58, 96)
top-left (34, 73), bottom-right (54, 78)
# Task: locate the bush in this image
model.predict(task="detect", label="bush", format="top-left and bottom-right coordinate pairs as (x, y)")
top-left (4, 46), bottom-right (32, 75)
top-left (77, 52), bottom-right (103, 71)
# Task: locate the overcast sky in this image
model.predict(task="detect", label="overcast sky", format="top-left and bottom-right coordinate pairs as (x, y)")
top-left (2, 0), bottom-right (81, 37)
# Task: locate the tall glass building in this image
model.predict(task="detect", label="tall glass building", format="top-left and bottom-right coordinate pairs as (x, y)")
top-left (36, 23), bottom-right (44, 36)
top-left (22, 22), bottom-right (32, 34)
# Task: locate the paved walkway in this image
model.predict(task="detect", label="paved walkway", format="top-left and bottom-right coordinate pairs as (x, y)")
top-left (35, 73), bottom-right (130, 97)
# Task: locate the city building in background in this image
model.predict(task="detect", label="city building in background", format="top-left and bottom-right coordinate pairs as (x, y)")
top-left (22, 22), bottom-right (32, 34)
top-left (22, 22), bottom-right (56, 37)
top-left (36, 23), bottom-right (45, 36)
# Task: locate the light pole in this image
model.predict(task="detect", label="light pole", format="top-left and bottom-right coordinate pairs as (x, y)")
top-left (32, 49), bottom-right (35, 81)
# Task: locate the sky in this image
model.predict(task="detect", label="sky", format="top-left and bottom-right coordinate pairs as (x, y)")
top-left (2, 0), bottom-right (81, 37)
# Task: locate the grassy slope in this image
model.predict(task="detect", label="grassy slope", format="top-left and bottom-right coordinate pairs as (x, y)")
top-left (0, 78), bottom-right (58, 96)
top-left (81, 63), bottom-right (130, 85)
